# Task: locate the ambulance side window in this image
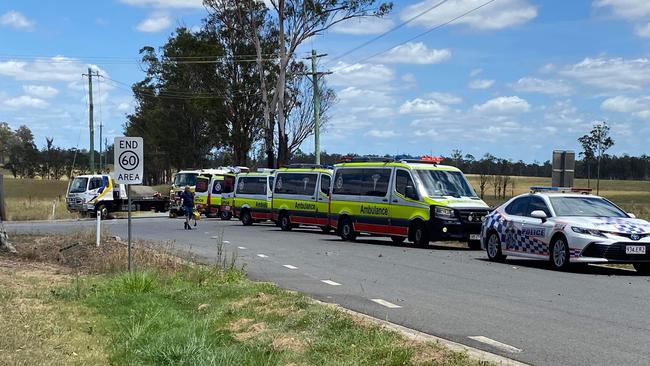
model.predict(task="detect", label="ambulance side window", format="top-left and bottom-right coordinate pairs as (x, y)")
top-left (222, 176), bottom-right (234, 193)
top-left (361, 169), bottom-right (391, 197)
top-left (320, 175), bottom-right (331, 195)
top-left (236, 177), bottom-right (267, 195)
top-left (395, 170), bottom-right (418, 200)
top-left (333, 169), bottom-right (363, 195)
top-left (275, 173), bottom-right (317, 195)
top-left (212, 180), bottom-right (223, 194)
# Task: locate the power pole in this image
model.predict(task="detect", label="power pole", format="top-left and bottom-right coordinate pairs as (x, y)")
top-left (82, 68), bottom-right (102, 173)
top-left (305, 50), bottom-right (331, 165)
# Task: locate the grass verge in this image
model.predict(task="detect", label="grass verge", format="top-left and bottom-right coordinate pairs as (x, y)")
top-left (0, 232), bottom-right (489, 366)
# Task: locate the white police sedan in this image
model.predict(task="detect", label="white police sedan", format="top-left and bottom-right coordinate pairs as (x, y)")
top-left (481, 187), bottom-right (650, 273)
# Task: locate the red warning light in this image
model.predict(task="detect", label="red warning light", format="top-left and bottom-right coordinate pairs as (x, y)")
top-left (420, 155), bottom-right (444, 164)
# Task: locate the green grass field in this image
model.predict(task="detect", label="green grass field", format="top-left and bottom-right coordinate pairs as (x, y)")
top-left (2, 175), bottom-right (649, 221)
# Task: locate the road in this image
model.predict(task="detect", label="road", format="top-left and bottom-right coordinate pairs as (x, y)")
top-left (6, 217), bottom-right (650, 366)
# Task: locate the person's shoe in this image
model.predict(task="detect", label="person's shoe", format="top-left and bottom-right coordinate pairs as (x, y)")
top-left (184, 222), bottom-right (188, 230)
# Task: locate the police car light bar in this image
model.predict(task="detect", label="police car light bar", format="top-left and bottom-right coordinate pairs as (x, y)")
top-left (530, 186), bottom-right (592, 194)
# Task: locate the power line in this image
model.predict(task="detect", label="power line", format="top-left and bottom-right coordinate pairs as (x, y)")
top-left (331, 0), bottom-right (497, 71)
top-left (329, 0), bottom-right (450, 63)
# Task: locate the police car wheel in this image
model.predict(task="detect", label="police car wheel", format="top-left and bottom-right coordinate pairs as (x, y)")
top-left (391, 236), bottom-right (406, 244)
top-left (279, 213), bottom-right (292, 231)
top-left (486, 232), bottom-right (506, 262)
top-left (550, 237), bottom-right (570, 270)
top-left (339, 218), bottom-right (357, 241)
top-left (633, 263), bottom-right (650, 275)
top-left (241, 211), bottom-right (253, 226)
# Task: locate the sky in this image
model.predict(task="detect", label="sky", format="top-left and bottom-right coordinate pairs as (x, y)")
top-left (1, 0), bottom-right (650, 162)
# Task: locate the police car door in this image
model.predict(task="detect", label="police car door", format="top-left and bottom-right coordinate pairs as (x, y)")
top-left (502, 196), bottom-right (530, 253)
top-left (521, 196), bottom-right (554, 256)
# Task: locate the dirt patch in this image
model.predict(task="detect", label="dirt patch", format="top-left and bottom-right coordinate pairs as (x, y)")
top-left (228, 318), bottom-right (268, 341)
top-left (0, 257), bottom-right (71, 293)
top-left (271, 335), bottom-right (308, 353)
top-left (409, 342), bottom-right (448, 365)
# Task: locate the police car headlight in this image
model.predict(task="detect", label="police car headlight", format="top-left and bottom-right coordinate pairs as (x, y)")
top-left (435, 206), bottom-right (456, 219)
top-left (571, 226), bottom-right (606, 238)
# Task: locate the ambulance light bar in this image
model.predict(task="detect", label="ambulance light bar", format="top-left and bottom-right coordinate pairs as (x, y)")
top-left (285, 164), bottom-right (326, 169)
top-left (339, 156), bottom-right (395, 163)
top-left (401, 155), bottom-right (444, 165)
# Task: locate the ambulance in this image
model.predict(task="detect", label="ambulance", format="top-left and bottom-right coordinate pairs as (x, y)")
top-left (231, 170), bottom-right (275, 225)
top-left (329, 156), bottom-right (490, 248)
top-left (271, 165), bottom-right (332, 232)
top-left (193, 169), bottom-right (237, 219)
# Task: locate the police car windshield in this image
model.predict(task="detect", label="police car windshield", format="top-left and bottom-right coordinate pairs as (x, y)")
top-left (69, 177), bottom-right (88, 193)
top-left (550, 196), bottom-right (627, 217)
top-left (415, 170), bottom-right (477, 198)
top-left (174, 173), bottom-right (197, 187)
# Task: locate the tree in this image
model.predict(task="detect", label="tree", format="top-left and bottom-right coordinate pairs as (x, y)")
top-left (579, 121), bottom-right (614, 194)
top-left (232, 0), bottom-right (392, 167)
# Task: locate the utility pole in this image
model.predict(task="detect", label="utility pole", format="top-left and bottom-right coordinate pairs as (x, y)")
top-left (305, 50), bottom-right (331, 165)
top-left (82, 68), bottom-right (102, 173)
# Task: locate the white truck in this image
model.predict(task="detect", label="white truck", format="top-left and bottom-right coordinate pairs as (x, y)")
top-left (66, 174), bottom-right (169, 219)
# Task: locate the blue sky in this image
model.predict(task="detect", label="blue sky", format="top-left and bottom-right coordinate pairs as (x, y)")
top-left (1, 0), bottom-right (650, 162)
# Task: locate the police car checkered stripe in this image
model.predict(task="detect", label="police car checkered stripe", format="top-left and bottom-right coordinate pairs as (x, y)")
top-left (506, 229), bottom-right (548, 256)
top-left (602, 218), bottom-right (650, 234)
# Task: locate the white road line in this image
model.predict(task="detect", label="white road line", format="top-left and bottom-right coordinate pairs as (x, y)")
top-left (468, 336), bottom-right (522, 354)
top-left (223, 240), bottom-right (230, 244)
top-left (211, 235), bottom-right (219, 239)
top-left (257, 254), bottom-right (268, 258)
top-left (283, 264), bottom-right (298, 270)
top-left (321, 280), bottom-right (342, 286)
top-left (370, 298), bottom-right (402, 309)
top-left (237, 246), bottom-right (247, 250)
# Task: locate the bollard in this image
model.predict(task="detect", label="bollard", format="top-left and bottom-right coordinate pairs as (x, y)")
top-left (96, 210), bottom-right (101, 246)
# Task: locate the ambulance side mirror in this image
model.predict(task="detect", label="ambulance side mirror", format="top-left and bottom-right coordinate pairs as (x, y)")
top-left (531, 210), bottom-right (547, 222)
top-left (405, 185), bottom-right (418, 201)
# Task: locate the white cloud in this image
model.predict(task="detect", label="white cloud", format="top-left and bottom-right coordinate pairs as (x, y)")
top-left (22, 85), bottom-right (59, 99)
top-left (136, 12), bottom-right (171, 32)
top-left (0, 56), bottom-right (106, 83)
top-left (470, 68), bottom-right (482, 77)
top-left (120, 0), bottom-right (203, 9)
top-left (0, 10), bottom-right (34, 30)
top-left (469, 79), bottom-right (495, 89)
top-left (560, 57), bottom-right (650, 90)
top-left (635, 22), bottom-right (650, 37)
top-left (473, 96), bottom-right (531, 114)
top-left (376, 42), bottom-right (451, 64)
top-left (593, 0), bottom-right (650, 20)
top-left (331, 17), bottom-right (394, 35)
top-left (401, 73), bottom-right (417, 84)
top-left (426, 92), bottom-right (463, 105)
top-left (4, 95), bottom-right (48, 109)
top-left (601, 95), bottom-right (650, 119)
top-left (330, 61), bottom-right (394, 89)
top-left (401, 0), bottom-right (537, 30)
top-left (365, 129), bottom-right (398, 138)
top-left (399, 98), bottom-right (449, 115)
top-left (511, 77), bottom-right (573, 96)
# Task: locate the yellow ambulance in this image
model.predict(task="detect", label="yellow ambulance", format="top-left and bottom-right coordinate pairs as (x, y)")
top-left (231, 170), bottom-right (275, 225)
top-left (329, 156), bottom-right (490, 248)
top-left (271, 165), bottom-right (332, 232)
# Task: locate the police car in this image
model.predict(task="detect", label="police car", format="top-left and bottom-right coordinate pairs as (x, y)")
top-left (481, 187), bottom-right (650, 274)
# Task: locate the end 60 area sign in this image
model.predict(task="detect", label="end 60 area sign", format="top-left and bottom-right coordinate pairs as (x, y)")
top-left (114, 137), bottom-right (143, 184)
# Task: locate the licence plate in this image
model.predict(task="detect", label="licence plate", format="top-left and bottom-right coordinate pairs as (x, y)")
top-left (469, 234), bottom-right (481, 241)
top-left (626, 245), bottom-right (646, 255)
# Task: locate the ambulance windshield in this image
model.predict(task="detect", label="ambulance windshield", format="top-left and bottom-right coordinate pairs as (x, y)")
top-left (415, 170), bottom-right (477, 198)
top-left (174, 173), bottom-right (198, 187)
top-left (69, 177), bottom-right (88, 193)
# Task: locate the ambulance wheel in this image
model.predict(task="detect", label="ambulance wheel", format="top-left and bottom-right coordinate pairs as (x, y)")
top-left (169, 210), bottom-right (177, 219)
top-left (550, 236), bottom-right (570, 271)
top-left (339, 217), bottom-right (357, 241)
top-left (241, 210), bottom-right (253, 226)
top-left (279, 213), bottom-right (292, 231)
top-left (220, 211), bottom-right (232, 221)
top-left (468, 240), bottom-right (481, 250)
top-left (633, 263), bottom-right (650, 275)
top-left (391, 236), bottom-right (406, 244)
top-left (96, 204), bottom-right (109, 220)
top-left (410, 222), bottom-right (429, 247)
top-left (321, 226), bottom-right (332, 234)
top-left (486, 232), bottom-right (506, 262)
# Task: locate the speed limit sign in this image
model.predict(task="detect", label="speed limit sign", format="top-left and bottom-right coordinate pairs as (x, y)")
top-left (114, 137), bottom-right (143, 184)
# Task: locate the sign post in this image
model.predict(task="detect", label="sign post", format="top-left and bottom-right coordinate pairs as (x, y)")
top-left (114, 136), bottom-right (143, 272)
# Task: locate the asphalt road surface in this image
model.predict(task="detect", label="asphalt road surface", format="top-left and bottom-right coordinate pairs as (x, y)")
top-left (6, 217), bottom-right (650, 366)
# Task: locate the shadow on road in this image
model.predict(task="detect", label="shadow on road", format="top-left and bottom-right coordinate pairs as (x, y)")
top-left (476, 258), bottom-right (643, 276)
